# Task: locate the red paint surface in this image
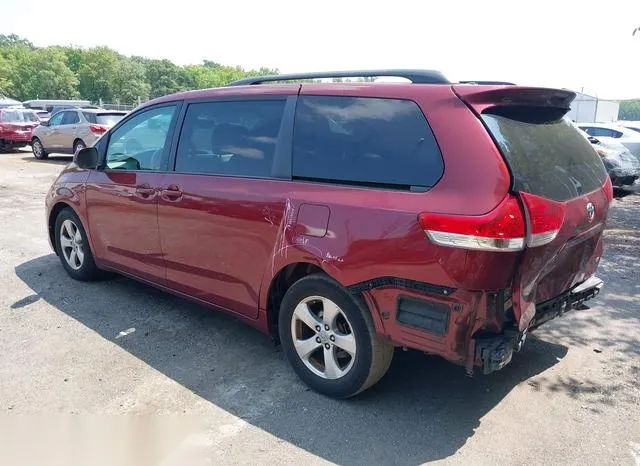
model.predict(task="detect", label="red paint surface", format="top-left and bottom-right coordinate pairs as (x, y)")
top-left (44, 82), bottom-right (609, 370)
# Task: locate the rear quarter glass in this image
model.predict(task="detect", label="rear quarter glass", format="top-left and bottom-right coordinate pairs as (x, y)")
top-left (292, 95), bottom-right (444, 190)
top-left (482, 113), bottom-right (607, 201)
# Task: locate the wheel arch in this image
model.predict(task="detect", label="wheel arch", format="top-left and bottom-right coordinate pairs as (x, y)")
top-left (48, 202), bottom-right (80, 255)
top-left (264, 261), bottom-right (327, 340)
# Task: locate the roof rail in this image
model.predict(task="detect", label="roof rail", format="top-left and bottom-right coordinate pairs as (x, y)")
top-left (226, 69), bottom-right (450, 86)
top-left (459, 80), bottom-right (516, 85)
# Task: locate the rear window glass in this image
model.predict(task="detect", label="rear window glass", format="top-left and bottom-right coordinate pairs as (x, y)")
top-left (292, 96), bottom-right (443, 190)
top-left (84, 112), bottom-right (125, 126)
top-left (482, 113), bottom-right (607, 201)
top-left (1, 110), bottom-right (39, 123)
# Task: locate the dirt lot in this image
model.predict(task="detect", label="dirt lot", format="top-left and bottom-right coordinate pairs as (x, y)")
top-left (0, 149), bottom-right (639, 466)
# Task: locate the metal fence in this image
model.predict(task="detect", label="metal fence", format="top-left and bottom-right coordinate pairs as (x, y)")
top-left (97, 98), bottom-right (144, 112)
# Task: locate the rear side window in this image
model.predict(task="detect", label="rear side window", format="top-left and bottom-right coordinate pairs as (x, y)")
top-left (292, 96), bottom-right (443, 190)
top-left (175, 100), bottom-right (286, 178)
top-left (61, 111), bottom-right (80, 125)
top-left (483, 113), bottom-right (607, 201)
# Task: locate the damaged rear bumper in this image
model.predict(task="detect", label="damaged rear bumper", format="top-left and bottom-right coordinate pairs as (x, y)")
top-left (474, 276), bottom-right (603, 374)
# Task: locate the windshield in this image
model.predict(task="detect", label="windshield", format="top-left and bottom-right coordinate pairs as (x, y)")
top-left (2, 110), bottom-right (39, 123)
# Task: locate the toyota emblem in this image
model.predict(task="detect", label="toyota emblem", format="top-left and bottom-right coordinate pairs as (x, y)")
top-left (586, 202), bottom-right (595, 222)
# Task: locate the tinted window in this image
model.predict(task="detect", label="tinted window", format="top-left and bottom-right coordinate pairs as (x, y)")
top-left (292, 96), bottom-right (443, 189)
top-left (47, 112), bottom-right (64, 126)
top-left (83, 112), bottom-right (126, 126)
top-left (175, 100), bottom-right (286, 177)
top-left (582, 126), bottom-right (620, 138)
top-left (61, 111), bottom-right (80, 125)
top-left (106, 105), bottom-right (176, 171)
top-left (1, 110), bottom-right (39, 123)
top-left (483, 114), bottom-right (607, 201)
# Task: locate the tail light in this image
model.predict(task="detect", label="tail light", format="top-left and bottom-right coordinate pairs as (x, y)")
top-left (419, 195), bottom-right (526, 252)
top-left (419, 193), bottom-right (566, 252)
top-left (89, 124), bottom-right (108, 134)
top-left (603, 177), bottom-right (613, 203)
top-left (519, 193), bottom-right (566, 247)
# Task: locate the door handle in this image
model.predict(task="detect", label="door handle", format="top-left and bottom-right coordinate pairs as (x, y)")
top-left (161, 185), bottom-right (183, 201)
top-left (135, 184), bottom-right (156, 198)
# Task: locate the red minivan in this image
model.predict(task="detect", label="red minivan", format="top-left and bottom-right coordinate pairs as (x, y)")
top-left (45, 70), bottom-right (610, 398)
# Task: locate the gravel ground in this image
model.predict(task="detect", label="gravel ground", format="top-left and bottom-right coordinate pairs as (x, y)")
top-left (0, 150), bottom-right (638, 466)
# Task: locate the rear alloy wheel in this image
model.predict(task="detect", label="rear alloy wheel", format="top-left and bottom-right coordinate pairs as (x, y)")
top-left (279, 275), bottom-right (394, 398)
top-left (54, 208), bottom-right (100, 281)
top-left (32, 138), bottom-right (48, 160)
top-left (73, 139), bottom-right (86, 154)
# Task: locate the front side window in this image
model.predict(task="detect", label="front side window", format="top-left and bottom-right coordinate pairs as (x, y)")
top-left (105, 105), bottom-right (176, 171)
top-left (175, 100), bottom-right (286, 178)
top-left (47, 112), bottom-right (64, 126)
top-left (292, 96), bottom-right (444, 190)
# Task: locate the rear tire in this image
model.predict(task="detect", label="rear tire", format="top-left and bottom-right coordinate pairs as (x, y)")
top-left (54, 208), bottom-right (101, 281)
top-left (32, 138), bottom-right (48, 160)
top-left (278, 274), bottom-right (394, 398)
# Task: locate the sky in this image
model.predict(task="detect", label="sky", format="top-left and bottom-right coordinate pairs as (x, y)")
top-left (2, 0), bottom-right (639, 99)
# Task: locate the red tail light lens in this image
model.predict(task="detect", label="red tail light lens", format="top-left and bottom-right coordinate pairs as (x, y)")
top-left (603, 177), bottom-right (613, 203)
top-left (519, 193), bottom-right (565, 247)
top-left (89, 124), bottom-right (108, 134)
top-left (419, 195), bottom-right (526, 252)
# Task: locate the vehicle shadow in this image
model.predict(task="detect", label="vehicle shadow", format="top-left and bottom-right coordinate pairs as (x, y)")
top-left (20, 155), bottom-right (72, 165)
top-left (15, 254), bottom-right (567, 464)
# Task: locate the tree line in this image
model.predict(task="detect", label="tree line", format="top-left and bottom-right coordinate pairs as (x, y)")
top-left (0, 34), bottom-right (278, 104)
top-left (619, 100), bottom-right (640, 121)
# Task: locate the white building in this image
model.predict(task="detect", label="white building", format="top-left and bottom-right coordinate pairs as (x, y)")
top-left (566, 92), bottom-right (619, 123)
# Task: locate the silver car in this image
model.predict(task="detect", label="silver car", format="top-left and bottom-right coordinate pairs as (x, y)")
top-left (31, 108), bottom-right (127, 159)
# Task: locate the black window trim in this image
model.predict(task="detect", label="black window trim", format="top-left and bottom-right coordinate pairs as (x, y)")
top-left (166, 94), bottom-right (296, 181)
top-left (98, 101), bottom-right (183, 173)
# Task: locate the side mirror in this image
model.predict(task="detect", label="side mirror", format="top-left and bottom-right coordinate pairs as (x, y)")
top-left (74, 147), bottom-right (99, 169)
top-left (40, 120), bottom-right (49, 126)
top-left (588, 136), bottom-right (600, 145)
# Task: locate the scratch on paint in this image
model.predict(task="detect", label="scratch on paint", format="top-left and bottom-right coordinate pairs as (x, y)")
top-left (271, 199), bottom-right (295, 275)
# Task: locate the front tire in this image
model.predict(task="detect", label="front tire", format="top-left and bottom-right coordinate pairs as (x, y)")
top-left (32, 138), bottom-right (48, 160)
top-left (54, 208), bottom-right (101, 281)
top-left (73, 139), bottom-right (86, 154)
top-left (278, 274), bottom-right (394, 398)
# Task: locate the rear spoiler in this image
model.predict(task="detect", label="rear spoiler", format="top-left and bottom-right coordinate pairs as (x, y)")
top-left (453, 85), bottom-right (576, 114)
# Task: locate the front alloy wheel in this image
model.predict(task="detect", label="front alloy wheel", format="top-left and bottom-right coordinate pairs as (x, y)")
top-left (54, 207), bottom-right (101, 281)
top-left (59, 219), bottom-right (85, 270)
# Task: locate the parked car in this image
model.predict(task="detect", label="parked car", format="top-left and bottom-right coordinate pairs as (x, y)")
top-left (620, 121), bottom-right (640, 134)
top-left (31, 108), bottom-right (127, 159)
top-left (0, 108), bottom-right (40, 152)
top-left (587, 135), bottom-right (640, 187)
top-left (46, 70), bottom-right (610, 398)
top-left (577, 122), bottom-right (640, 159)
top-left (36, 111), bottom-right (50, 124)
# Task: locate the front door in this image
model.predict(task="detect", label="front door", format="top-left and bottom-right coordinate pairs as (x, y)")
top-left (59, 110), bottom-right (81, 151)
top-left (85, 104), bottom-right (179, 284)
top-left (157, 98), bottom-right (289, 318)
top-left (40, 111), bottom-right (64, 150)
